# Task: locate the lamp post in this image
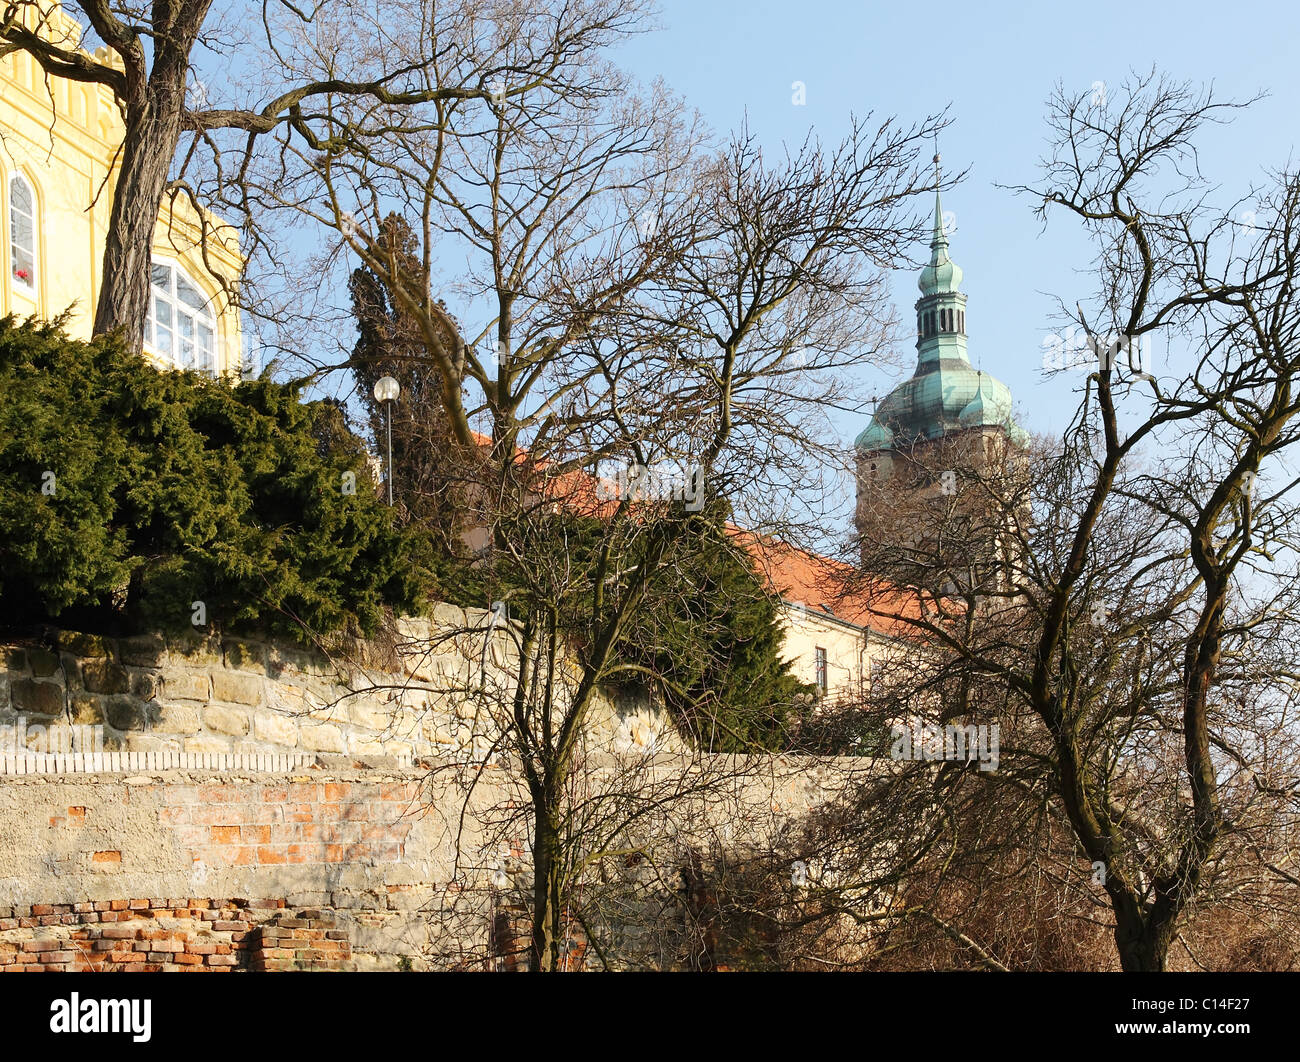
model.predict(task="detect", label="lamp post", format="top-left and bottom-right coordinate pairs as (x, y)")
top-left (373, 376), bottom-right (400, 506)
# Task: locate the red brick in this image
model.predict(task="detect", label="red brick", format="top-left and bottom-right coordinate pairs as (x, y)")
top-left (324, 783), bottom-right (351, 801)
top-left (38, 950), bottom-right (76, 963)
top-left (92, 851), bottom-right (122, 865)
top-left (173, 952), bottom-right (202, 965)
top-left (206, 954), bottom-right (238, 966)
top-left (257, 847), bottom-right (286, 865)
top-left (30, 904), bottom-right (54, 915)
top-left (241, 825), bottom-right (271, 844)
top-left (128, 899), bottom-right (149, 910)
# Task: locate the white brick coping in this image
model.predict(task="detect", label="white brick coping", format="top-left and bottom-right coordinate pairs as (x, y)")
top-left (0, 750), bottom-right (412, 775)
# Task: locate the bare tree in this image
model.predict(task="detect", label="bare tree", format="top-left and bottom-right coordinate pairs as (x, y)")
top-left (0, 0), bottom-right (621, 343)
top-left (834, 72), bottom-right (1300, 972)
top-left (240, 4), bottom-right (946, 964)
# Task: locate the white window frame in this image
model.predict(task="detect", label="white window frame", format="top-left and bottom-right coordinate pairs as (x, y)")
top-left (9, 173), bottom-right (37, 296)
top-left (146, 260), bottom-right (220, 373)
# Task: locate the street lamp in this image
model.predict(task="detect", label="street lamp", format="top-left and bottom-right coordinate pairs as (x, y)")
top-left (373, 376), bottom-right (400, 506)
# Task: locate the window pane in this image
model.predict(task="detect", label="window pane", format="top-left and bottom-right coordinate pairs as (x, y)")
top-left (151, 263), bottom-right (171, 291)
top-left (11, 248), bottom-right (34, 285)
top-left (10, 178), bottom-right (35, 289)
top-left (198, 323), bottom-right (215, 372)
top-left (9, 177), bottom-right (31, 216)
top-left (176, 273), bottom-right (207, 311)
top-left (179, 313), bottom-right (196, 368)
top-left (153, 292), bottom-right (173, 357)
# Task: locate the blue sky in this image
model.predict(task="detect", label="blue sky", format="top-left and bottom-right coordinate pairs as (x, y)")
top-left (613, 0), bottom-right (1300, 446)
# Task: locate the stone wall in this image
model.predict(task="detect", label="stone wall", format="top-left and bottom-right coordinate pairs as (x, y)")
top-left (0, 619), bottom-right (873, 970)
top-left (0, 612), bottom-right (677, 769)
top-left (0, 765), bottom-right (507, 970)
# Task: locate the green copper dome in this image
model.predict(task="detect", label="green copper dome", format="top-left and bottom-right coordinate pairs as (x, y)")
top-left (855, 179), bottom-right (1027, 453)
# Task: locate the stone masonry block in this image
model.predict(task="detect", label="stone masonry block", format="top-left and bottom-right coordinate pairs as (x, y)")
top-left (211, 671), bottom-right (263, 706)
top-left (202, 704), bottom-right (250, 737)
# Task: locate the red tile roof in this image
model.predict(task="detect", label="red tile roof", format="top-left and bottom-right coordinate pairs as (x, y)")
top-left (730, 528), bottom-right (926, 639)
top-left (464, 431), bottom-right (924, 637)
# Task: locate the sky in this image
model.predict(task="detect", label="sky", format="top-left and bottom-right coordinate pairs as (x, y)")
top-left (611, 0), bottom-right (1300, 448)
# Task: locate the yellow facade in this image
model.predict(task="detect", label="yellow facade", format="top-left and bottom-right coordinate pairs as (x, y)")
top-left (0, 4), bottom-right (242, 373)
top-left (779, 603), bottom-right (874, 704)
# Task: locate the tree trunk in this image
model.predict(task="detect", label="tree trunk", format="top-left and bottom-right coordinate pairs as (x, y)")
top-left (1114, 908), bottom-right (1175, 972)
top-left (93, 88), bottom-right (184, 345)
top-left (529, 809), bottom-right (565, 972)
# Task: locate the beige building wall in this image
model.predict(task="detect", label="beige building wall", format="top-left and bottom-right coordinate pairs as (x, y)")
top-left (779, 602), bottom-right (874, 704)
top-left (0, 4), bottom-right (242, 373)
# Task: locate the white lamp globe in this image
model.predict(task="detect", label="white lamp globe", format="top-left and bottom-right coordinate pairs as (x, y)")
top-left (373, 376), bottom-right (400, 402)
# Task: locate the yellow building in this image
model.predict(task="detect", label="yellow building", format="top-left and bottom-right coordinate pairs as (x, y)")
top-left (739, 531), bottom-right (919, 706)
top-left (0, 4), bottom-right (242, 372)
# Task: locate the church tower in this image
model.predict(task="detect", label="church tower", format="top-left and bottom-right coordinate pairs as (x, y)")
top-left (854, 162), bottom-right (1028, 588)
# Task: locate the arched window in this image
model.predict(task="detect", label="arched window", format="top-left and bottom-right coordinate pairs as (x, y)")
top-left (147, 261), bottom-right (218, 372)
top-left (9, 174), bottom-right (36, 294)
top-left (959, 309), bottom-right (964, 333)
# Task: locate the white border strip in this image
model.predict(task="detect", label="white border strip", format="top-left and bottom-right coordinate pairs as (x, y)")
top-left (0, 750), bottom-right (326, 775)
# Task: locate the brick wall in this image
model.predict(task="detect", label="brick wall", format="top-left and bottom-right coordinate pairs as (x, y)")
top-left (0, 899), bottom-right (349, 972)
top-left (159, 779), bottom-right (418, 871)
top-left (0, 767), bottom-right (504, 971)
